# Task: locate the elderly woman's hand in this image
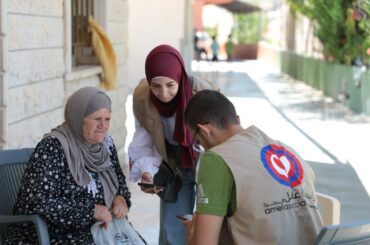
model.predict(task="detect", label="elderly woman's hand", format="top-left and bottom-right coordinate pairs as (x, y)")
top-left (112, 195), bottom-right (129, 219)
top-left (94, 204), bottom-right (112, 229)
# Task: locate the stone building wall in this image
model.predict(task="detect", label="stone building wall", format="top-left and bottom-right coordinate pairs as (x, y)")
top-left (0, 0), bottom-right (7, 149)
top-left (6, 0), bottom-right (65, 149)
top-left (0, 0), bottom-right (130, 162)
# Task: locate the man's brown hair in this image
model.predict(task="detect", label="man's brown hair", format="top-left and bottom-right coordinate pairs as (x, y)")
top-left (185, 90), bottom-right (239, 130)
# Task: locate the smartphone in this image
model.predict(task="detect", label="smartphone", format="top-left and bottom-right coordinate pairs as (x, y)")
top-left (138, 182), bottom-right (155, 188)
top-left (176, 214), bottom-right (193, 221)
top-left (138, 183), bottom-right (165, 192)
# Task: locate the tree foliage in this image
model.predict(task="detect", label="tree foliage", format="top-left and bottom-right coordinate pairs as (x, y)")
top-left (287, 0), bottom-right (370, 65)
top-left (234, 13), bottom-right (262, 44)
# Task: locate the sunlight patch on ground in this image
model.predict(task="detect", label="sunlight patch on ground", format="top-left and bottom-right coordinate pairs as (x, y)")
top-left (230, 97), bottom-right (335, 164)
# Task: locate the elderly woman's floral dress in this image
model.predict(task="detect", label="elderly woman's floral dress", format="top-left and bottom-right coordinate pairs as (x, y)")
top-left (4, 135), bottom-right (131, 244)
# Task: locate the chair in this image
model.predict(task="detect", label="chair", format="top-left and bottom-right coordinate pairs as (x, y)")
top-left (316, 192), bottom-right (341, 226)
top-left (0, 148), bottom-right (50, 245)
top-left (314, 220), bottom-right (370, 244)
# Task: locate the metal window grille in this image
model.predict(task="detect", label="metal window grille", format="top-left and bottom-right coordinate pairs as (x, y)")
top-left (72, 0), bottom-right (96, 66)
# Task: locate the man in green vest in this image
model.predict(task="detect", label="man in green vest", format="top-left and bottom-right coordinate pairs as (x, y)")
top-left (183, 90), bottom-right (323, 245)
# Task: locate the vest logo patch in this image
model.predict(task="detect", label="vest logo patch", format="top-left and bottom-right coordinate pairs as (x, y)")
top-left (260, 144), bottom-right (304, 188)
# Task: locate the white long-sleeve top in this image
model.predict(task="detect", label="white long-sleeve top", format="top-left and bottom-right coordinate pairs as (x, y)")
top-left (128, 114), bottom-right (177, 182)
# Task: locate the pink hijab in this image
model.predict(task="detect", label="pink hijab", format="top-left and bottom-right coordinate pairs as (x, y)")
top-left (145, 44), bottom-right (197, 168)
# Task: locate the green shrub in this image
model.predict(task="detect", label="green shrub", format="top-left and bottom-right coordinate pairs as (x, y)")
top-left (234, 13), bottom-right (262, 44)
top-left (287, 0), bottom-right (370, 66)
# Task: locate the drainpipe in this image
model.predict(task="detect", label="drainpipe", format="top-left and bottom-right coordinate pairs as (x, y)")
top-left (0, 0), bottom-right (7, 149)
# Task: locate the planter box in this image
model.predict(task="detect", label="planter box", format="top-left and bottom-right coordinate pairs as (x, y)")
top-left (232, 44), bottom-right (258, 60)
top-left (280, 51), bottom-right (368, 114)
top-left (260, 45), bottom-right (370, 115)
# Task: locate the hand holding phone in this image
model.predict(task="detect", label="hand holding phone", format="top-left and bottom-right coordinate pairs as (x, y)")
top-left (138, 182), bottom-right (155, 188)
top-left (138, 182), bottom-right (164, 194)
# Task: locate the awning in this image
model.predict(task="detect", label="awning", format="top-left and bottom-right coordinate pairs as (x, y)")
top-left (217, 0), bottom-right (260, 14)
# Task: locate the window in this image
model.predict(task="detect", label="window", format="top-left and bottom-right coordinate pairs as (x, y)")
top-left (71, 0), bottom-right (98, 66)
top-left (65, 0), bottom-right (106, 79)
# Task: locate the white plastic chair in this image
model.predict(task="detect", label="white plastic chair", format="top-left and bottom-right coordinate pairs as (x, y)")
top-left (316, 192), bottom-right (341, 226)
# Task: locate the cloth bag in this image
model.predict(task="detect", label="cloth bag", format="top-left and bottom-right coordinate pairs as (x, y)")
top-left (91, 217), bottom-right (147, 245)
top-left (153, 161), bottom-right (183, 203)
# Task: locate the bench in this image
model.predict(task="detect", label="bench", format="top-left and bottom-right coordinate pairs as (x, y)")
top-left (0, 148), bottom-right (50, 245)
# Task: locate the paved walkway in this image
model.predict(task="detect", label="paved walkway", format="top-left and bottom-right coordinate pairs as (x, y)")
top-left (123, 60), bottom-right (370, 244)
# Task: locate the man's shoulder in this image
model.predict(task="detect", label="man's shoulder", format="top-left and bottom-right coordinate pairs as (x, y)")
top-left (200, 151), bottom-right (230, 172)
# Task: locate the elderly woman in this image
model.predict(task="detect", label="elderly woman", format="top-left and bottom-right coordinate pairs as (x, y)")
top-left (4, 87), bottom-right (131, 244)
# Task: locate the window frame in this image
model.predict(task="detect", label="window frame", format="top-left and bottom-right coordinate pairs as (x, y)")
top-left (64, 0), bottom-right (107, 80)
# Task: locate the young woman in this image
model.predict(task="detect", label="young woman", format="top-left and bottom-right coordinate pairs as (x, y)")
top-left (128, 44), bottom-right (216, 245)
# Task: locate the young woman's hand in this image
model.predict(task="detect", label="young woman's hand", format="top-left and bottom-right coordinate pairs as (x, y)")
top-left (139, 172), bottom-right (164, 194)
top-left (140, 172), bottom-right (156, 194)
top-left (112, 195), bottom-right (129, 219)
top-left (141, 172), bottom-right (153, 183)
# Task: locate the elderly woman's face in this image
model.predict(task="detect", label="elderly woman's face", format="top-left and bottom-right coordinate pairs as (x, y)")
top-left (82, 108), bottom-right (111, 144)
top-left (150, 76), bottom-right (179, 103)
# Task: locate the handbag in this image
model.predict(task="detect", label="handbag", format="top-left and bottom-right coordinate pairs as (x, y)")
top-left (153, 161), bottom-right (183, 203)
top-left (91, 217), bottom-right (147, 245)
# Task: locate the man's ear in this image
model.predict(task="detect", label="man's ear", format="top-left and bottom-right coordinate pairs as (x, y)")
top-left (197, 123), bottom-right (211, 138)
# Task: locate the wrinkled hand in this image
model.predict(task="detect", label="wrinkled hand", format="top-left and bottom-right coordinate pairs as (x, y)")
top-left (112, 195), bottom-right (128, 219)
top-left (94, 204), bottom-right (112, 229)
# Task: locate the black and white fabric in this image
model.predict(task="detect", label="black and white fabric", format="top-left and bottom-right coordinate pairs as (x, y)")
top-left (4, 135), bottom-right (131, 245)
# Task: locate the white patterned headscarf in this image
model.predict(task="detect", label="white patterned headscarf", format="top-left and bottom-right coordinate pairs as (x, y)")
top-left (46, 87), bottom-right (118, 208)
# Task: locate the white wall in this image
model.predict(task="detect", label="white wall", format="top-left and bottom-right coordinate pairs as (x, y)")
top-left (126, 0), bottom-right (186, 91)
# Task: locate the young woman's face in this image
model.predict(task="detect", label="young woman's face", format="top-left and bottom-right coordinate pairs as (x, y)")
top-left (82, 108), bottom-right (111, 144)
top-left (150, 76), bottom-right (179, 103)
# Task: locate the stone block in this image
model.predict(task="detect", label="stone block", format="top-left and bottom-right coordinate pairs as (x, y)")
top-left (110, 107), bottom-right (125, 132)
top-left (8, 48), bottom-right (64, 87)
top-left (0, 39), bottom-right (3, 72)
top-left (0, 106), bottom-right (6, 144)
top-left (0, 37), bottom-right (7, 72)
top-left (0, 0), bottom-right (7, 35)
top-left (8, 14), bottom-right (63, 50)
top-left (64, 75), bottom-right (100, 100)
top-left (110, 126), bottom-right (126, 152)
top-left (8, 0), bottom-right (63, 17)
top-left (8, 78), bottom-right (64, 123)
top-left (114, 44), bottom-right (126, 65)
top-left (116, 64), bottom-right (129, 87)
top-left (107, 0), bottom-right (127, 22)
top-left (0, 73), bottom-right (6, 106)
top-left (107, 22), bottom-right (126, 44)
top-left (7, 108), bottom-right (63, 148)
top-left (106, 86), bottom-right (127, 112)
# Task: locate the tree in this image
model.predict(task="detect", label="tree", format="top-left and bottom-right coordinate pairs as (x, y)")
top-left (287, 0), bottom-right (370, 65)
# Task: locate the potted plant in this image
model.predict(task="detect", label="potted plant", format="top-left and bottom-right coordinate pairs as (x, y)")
top-left (232, 12), bottom-right (262, 60)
